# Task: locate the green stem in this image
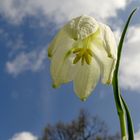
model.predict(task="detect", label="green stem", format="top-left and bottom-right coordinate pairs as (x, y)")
top-left (112, 8), bottom-right (137, 140)
top-left (112, 77), bottom-right (127, 139)
top-left (121, 95), bottom-right (134, 140)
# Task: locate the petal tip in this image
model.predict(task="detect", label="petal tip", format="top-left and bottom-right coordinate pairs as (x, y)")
top-left (106, 79), bottom-right (112, 85)
top-left (48, 52), bottom-right (52, 58)
top-left (52, 83), bottom-right (60, 88)
top-left (80, 97), bottom-right (87, 102)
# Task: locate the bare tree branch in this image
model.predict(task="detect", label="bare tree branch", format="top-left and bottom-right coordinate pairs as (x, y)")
top-left (42, 109), bottom-right (120, 140)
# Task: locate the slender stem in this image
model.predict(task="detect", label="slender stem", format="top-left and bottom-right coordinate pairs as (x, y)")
top-left (112, 76), bottom-right (127, 139)
top-left (121, 95), bottom-right (134, 140)
top-left (112, 8), bottom-right (137, 140)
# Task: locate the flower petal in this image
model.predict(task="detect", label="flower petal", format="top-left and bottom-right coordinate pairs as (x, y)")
top-left (65, 15), bottom-right (99, 40)
top-left (91, 44), bottom-right (116, 84)
top-left (99, 23), bottom-right (117, 59)
top-left (50, 34), bottom-right (76, 87)
top-left (73, 59), bottom-right (100, 101)
top-left (48, 29), bottom-right (63, 58)
top-left (48, 27), bottom-right (73, 58)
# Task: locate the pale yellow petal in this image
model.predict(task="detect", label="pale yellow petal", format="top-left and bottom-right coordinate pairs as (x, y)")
top-left (50, 37), bottom-right (76, 87)
top-left (91, 44), bottom-right (116, 84)
top-left (48, 29), bottom-right (63, 58)
top-left (99, 23), bottom-right (117, 59)
top-left (65, 15), bottom-right (99, 40)
top-left (48, 27), bottom-right (73, 58)
top-left (73, 59), bottom-right (100, 101)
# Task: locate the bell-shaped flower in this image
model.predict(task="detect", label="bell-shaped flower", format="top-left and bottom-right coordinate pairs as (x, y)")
top-left (48, 15), bottom-right (117, 101)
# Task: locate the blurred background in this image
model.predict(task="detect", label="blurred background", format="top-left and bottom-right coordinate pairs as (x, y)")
top-left (0, 0), bottom-right (140, 139)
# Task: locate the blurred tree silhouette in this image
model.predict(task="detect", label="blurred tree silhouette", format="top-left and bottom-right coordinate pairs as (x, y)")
top-left (42, 110), bottom-right (120, 140)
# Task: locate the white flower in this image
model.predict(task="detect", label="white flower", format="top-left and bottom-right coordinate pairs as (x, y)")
top-left (48, 15), bottom-right (117, 101)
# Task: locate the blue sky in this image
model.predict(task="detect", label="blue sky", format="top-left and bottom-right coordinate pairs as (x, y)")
top-left (0, 0), bottom-right (140, 140)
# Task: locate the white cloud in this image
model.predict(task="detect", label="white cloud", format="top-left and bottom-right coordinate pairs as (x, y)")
top-left (9, 132), bottom-right (37, 140)
top-left (7, 35), bottom-right (27, 58)
top-left (0, 0), bottom-right (129, 24)
top-left (6, 48), bottom-right (47, 76)
top-left (0, 0), bottom-right (40, 24)
top-left (117, 26), bottom-right (140, 91)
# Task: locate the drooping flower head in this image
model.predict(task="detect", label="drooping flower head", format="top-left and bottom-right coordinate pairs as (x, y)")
top-left (48, 15), bottom-right (117, 101)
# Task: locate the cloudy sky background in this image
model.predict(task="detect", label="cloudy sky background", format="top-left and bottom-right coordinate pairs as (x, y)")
top-left (0, 0), bottom-right (140, 139)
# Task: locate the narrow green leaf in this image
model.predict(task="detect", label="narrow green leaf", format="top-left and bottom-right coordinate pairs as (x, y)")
top-left (121, 95), bottom-right (134, 140)
top-left (113, 8), bottom-right (137, 140)
top-left (115, 8), bottom-right (137, 77)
